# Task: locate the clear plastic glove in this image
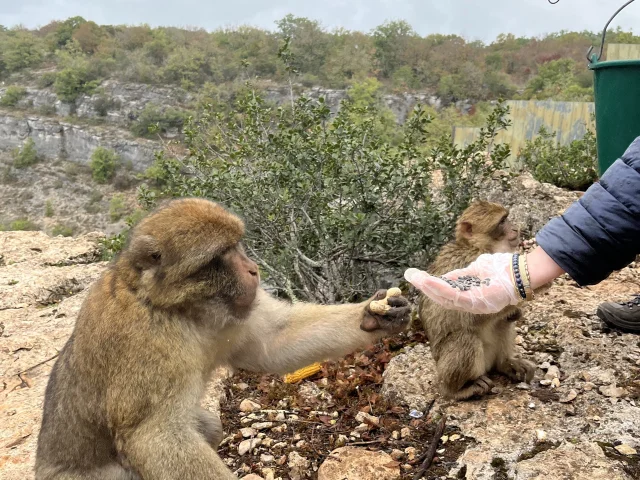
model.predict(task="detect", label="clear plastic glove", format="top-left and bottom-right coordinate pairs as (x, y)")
top-left (404, 253), bottom-right (520, 314)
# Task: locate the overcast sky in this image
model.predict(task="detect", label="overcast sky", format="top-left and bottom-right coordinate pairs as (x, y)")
top-left (1, 0), bottom-right (639, 42)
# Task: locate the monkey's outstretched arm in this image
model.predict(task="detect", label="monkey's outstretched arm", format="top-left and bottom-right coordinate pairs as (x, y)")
top-left (228, 290), bottom-right (405, 374)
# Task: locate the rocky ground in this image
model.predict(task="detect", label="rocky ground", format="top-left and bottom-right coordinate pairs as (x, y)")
top-left (1, 175), bottom-right (639, 480)
top-left (0, 151), bottom-right (140, 237)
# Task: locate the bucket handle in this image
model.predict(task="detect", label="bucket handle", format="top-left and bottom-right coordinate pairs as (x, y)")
top-left (586, 0), bottom-right (637, 63)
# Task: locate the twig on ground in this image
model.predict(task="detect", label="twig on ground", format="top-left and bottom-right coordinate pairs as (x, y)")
top-left (413, 414), bottom-right (447, 480)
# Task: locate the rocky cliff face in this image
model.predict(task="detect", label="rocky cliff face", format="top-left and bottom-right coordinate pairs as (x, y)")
top-left (0, 111), bottom-right (158, 171)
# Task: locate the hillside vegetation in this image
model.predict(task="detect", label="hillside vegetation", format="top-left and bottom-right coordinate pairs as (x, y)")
top-left (2, 16), bottom-right (640, 102)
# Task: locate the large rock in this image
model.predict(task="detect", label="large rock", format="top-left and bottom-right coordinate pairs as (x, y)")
top-left (0, 112), bottom-right (157, 171)
top-left (317, 447), bottom-right (400, 480)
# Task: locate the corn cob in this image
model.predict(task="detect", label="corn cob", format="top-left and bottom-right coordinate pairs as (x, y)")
top-left (283, 362), bottom-right (323, 383)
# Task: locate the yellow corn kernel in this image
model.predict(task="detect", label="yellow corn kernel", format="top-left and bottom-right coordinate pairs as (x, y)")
top-left (283, 362), bottom-right (323, 383)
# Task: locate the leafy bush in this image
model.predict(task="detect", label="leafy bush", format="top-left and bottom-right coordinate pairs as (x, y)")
top-left (90, 147), bottom-right (120, 183)
top-left (52, 224), bottom-right (74, 237)
top-left (518, 126), bottom-right (598, 191)
top-left (94, 94), bottom-right (121, 117)
top-left (130, 103), bottom-right (188, 138)
top-left (148, 87), bottom-right (510, 302)
top-left (0, 86), bottom-right (27, 107)
top-left (54, 66), bottom-right (100, 103)
top-left (109, 194), bottom-right (128, 221)
top-left (12, 138), bottom-right (39, 168)
top-left (45, 200), bottom-right (54, 217)
top-left (37, 72), bottom-right (58, 88)
top-left (1, 218), bottom-right (40, 231)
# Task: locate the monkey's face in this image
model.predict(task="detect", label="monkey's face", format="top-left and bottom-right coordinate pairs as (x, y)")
top-left (121, 198), bottom-right (259, 314)
top-left (491, 214), bottom-right (520, 253)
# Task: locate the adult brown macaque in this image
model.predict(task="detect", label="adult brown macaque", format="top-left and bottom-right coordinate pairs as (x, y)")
top-left (418, 201), bottom-right (537, 400)
top-left (35, 198), bottom-right (410, 480)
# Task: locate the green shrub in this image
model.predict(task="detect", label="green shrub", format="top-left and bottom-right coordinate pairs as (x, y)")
top-left (52, 224), bottom-right (74, 237)
top-left (12, 138), bottom-right (39, 168)
top-left (1, 218), bottom-right (40, 231)
top-left (37, 72), bottom-right (58, 89)
top-left (518, 126), bottom-right (598, 190)
top-left (109, 194), bottom-right (128, 221)
top-left (150, 86), bottom-right (510, 302)
top-left (99, 232), bottom-right (126, 260)
top-left (130, 103), bottom-right (188, 138)
top-left (0, 86), bottom-right (27, 107)
top-left (94, 94), bottom-right (121, 117)
top-left (90, 147), bottom-right (120, 183)
top-left (45, 200), bottom-right (54, 217)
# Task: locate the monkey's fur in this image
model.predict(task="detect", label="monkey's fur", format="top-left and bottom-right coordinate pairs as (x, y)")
top-left (419, 201), bottom-right (536, 401)
top-left (35, 198), bottom-right (410, 480)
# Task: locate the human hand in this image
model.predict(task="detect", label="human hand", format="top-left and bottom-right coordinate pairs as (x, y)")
top-left (404, 253), bottom-right (521, 314)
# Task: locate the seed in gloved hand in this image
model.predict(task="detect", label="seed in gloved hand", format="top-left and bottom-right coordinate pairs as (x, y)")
top-left (440, 275), bottom-right (491, 291)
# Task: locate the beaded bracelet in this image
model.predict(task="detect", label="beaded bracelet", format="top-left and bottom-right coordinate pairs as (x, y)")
top-left (511, 253), bottom-right (534, 301)
top-left (518, 254), bottom-right (535, 301)
top-left (511, 254), bottom-right (527, 300)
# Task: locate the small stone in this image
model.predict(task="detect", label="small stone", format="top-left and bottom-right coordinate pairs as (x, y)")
top-left (404, 447), bottom-right (417, 461)
top-left (251, 422), bottom-right (274, 430)
top-left (515, 335), bottom-right (524, 345)
top-left (275, 412), bottom-right (286, 422)
top-left (400, 427), bottom-right (411, 438)
top-left (390, 449), bottom-right (405, 461)
top-left (355, 411), bottom-right (380, 426)
top-left (271, 424), bottom-right (287, 433)
top-left (261, 437), bottom-right (273, 447)
top-left (238, 438), bottom-right (262, 455)
top-left (615, 444), bottom-right (637, 456)
top-left (296, 440), bottom-right (306, 448)
top-left (580, 372), bottom-right (591, 382)
top-left (236, 382), bottom-right (250, 390)
top-left (551, 378), bottom-right (561, 388)
top-left (528, 402), bottom-right (536, 409)
top-left (559, 389), bottom-right (578, 403)
top-left (261, 468), bottom-right (275, 480)
top-left (536, 430), bottom-right (547, 441)
top-left (544, 365), bottom-right (560, 380)
top-left (440, 435), bottom-right (449, 444)
top-left (583, 382), bottom-right (596, 391)
top-left (240, 399), bottom-right (262, 413)
top-left (335, 434), bottom-right (348, 447)
top-left (402, 464), bottom-right (413, 471)
top-left (449, 434), bottom-right (461, 441)
top-left (392, 430), bottom-right (400, 440)
top-left (565, 405), bottom-right (576, 416)
top-left (599, 384), bottom-right (627, 398)
top-left (293, 433), bottom-right (302, 441)
top-left (354, 423), bottom-right (369, 434)
top-left (539, 362), bottom-right (551, 370)
top-left (260, 454), bottom-right (275, 464)
top-left (272, 442), bottom-right (287, 449)
top-left (240, 427), bottom-right (258, 438)
top-left (242, 474), bottom-right (264, 480)
top-left (539, 379), bottom-right (552, 386)
top-left (516, 382), bottom-right (531, 390)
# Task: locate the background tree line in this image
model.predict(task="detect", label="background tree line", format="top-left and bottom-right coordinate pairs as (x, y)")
top-left (2, 15), bottom-right (639, 102)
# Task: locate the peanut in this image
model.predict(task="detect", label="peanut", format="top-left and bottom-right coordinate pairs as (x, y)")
top-left (368, 287), bottom-right (402, 314)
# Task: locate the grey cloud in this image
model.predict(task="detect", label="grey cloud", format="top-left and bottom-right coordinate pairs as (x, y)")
top-left (1, 0), bottom-right (639, 43)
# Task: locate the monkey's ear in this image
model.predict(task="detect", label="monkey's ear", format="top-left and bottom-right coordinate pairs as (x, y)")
top-left (459, 221), bottom-right (473, 239)
top-left (128, 234), bottom-right (162, 270)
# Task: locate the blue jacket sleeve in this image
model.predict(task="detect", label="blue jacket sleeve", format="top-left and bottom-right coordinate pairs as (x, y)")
top-left (535, 136), bottom-right (640, 286)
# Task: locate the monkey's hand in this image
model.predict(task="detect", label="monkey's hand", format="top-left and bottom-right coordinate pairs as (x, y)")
top-left (404, 253), bottom-right (520, 315)
top-left (361, 289), bottom-right (411, 334)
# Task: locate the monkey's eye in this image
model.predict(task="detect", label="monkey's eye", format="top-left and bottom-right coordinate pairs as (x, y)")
top-left (151, 252), bottom-right (161, 261)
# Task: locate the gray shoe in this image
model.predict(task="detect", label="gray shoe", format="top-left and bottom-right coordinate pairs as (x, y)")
top-left (596, 295), bottom-right (640, 333)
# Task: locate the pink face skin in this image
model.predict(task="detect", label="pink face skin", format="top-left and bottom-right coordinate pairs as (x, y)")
top-left (493, 217), bottom-right (521, 254)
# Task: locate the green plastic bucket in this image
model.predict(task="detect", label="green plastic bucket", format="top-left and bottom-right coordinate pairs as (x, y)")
top-left (586, 0), bottom-right (640, 174)
top-left (589, 58), bottom-right (640, 174)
